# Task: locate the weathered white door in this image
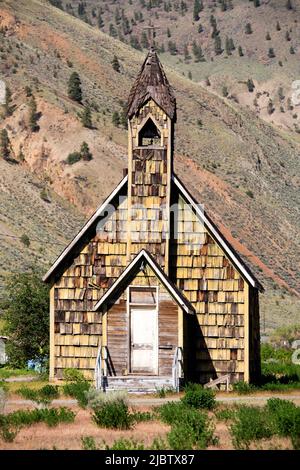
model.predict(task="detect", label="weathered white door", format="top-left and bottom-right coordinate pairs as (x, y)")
top-left (130, 307), bottom-right (158, 374)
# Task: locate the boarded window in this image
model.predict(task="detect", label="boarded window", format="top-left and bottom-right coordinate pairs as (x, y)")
top-left (129, 287), bottom-right (157, 305)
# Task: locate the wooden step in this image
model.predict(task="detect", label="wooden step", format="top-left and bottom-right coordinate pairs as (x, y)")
top-left (102, 375), bottom-right (174, 393)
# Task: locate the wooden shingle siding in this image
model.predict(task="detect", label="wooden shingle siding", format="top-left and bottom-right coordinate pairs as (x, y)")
top-left (170, 190), bottom-right (247, 383)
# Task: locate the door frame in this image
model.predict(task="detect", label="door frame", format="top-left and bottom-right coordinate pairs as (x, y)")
top-left (127, 286), bottom-right (159, 375)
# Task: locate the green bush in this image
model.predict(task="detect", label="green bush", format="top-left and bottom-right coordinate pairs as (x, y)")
top-left (181, 385), bottom-right (216, 409)
top-left (232, 381), bottom-right (256, 394)
top-left (92, 399), bottom-right (133, 430)
top-left (66, 151), bottom-right (81, 165)
top-left (267, 398), bottom-right (300, 445)
top-left (157, 402), bottom-right (216, 450)
top-left (18, 385), bottom-right (59, 404)
top-left (0, 407), bottom-right (75, 442)
top-left (230, 406), bottom-right (273, 449)
top-left (157, 402), bottom-right (190, 425)
top-left (132, 411), bottom-right (153, 423)
top-left (62, 368), bottom-right (91, 407)
top-left (105, 438), bottom-right (145, 450)
top-left (215, 407), bottom-right (237, 422)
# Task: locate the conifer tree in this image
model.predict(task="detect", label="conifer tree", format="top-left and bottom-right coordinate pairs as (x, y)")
top-left (112, 55), bottom-right (121, 72)
top-left (214, 35), bottom-right (222, 55)
top-left (4, 86), bottom-right (13, 117)
top-left (245, 23), bottom-right (252, 34)
top-left (29, 95), bottom-right (38, 132)
top-left (0, 129), bottom-right (10, 160)
top-left (68, 72), bottom-right (82, 103)
top-left (238, 46), bottom-right (244, 57)
top-left (80, 141), bottom-right (93, 161)
top-left (112, 111), bottom-right (120, 127)
top-left (80, 105), bottom-right (92, 128)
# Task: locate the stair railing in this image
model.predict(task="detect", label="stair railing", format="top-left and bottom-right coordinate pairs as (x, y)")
top-left (94, 345), bottom-right (108, 391)
top-left (172, 346), bottom-right (183, 392)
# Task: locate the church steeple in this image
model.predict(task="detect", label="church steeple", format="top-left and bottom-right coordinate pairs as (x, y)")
top-left (127, 47), bottom-right (176, 121)
top-left (126, 50), bottom-right (176, 274)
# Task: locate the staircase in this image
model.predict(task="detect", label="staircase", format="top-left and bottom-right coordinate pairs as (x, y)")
top-left (102, 375), bottom-right (174, 393)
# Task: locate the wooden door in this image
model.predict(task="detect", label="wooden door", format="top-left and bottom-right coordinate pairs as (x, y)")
top-left (130, 306), bottom-right (158, 374)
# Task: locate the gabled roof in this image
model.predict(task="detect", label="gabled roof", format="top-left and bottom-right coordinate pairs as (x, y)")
top-left (93, 249), bottom-right (195, 314)
top-left (173, 174), bottom-right (264, 292)
top-left (127, 47), bottom-right (176, 120)
top-left (43, 175), bottom-right (128, 283)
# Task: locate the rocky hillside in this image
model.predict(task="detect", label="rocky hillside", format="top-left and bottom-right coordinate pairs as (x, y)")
top-left (0, 0), bottom-right (299, 332)
top-left (58, 0), bottom-right (300, 135)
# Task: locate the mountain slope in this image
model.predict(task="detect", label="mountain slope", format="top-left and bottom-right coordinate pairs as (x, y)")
top-left (0, 0), bottom-right (299, 332)
top-left (58, 0), bottom-right (300, 135)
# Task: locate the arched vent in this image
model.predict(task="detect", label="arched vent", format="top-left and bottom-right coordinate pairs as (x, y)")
top-left (138, 118), bottom-right (161, 147)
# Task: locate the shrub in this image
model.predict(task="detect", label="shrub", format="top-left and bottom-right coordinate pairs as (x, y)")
top-left (86, 389), bottom-right (128, 408)
top-left (267, 398), bottom-right (300, 441)
top-left (105, 438), bottom-right (145, 450)
top-left (17, 385), bottom-right (59, 405)
top-left (132, 411), bottom-right (152, 423)
top-left (81, 436), bottom-right (97, 450)
top-left (92, 399), bottom-right (133, 430)
top-left (230, 406), bottom-right (273, 449)
top-left (0, 407), bottom-right (75, 442)
top-left (63, 368), bottom-right (91, 407)
top-left (66, 151), bottom-right (81, 165)
top-left (157, 402), bottom-right (216, 450)
top-left (215, 407), bottom-right (237, 421)
top-left (181, 385), bottom-right (216, 410)
top-left (233, 381), bottom-right (256, 394)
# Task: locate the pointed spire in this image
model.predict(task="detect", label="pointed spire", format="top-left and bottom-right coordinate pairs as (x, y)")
top-left (127, 48), bottom-right (176, 120)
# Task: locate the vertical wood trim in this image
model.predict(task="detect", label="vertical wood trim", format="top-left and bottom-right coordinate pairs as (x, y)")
top-left (102, 310), bottom-right (107, 347)
top-left (244, 282), bottom-right (250, 383)
top-left (127, 120), bottom-right (133, 263)
top-left (49, 286), bottom-right (55, 381)
top-left (164, 117), bottom-right (172, 276)
top-left (178, 306), bottom-right (183, 348)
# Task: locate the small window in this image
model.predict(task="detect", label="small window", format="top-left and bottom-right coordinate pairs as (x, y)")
top-left (138, 118), bottom-right (161, 147)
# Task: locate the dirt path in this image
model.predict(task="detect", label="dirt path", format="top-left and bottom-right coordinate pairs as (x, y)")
top-left (4, 393), bottom-right (300, 413)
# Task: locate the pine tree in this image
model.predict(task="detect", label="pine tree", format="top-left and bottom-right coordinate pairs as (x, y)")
top-left (68, 72), bottom-right (82, 103)
top-left (192, 41), bottom-right (204, 62)
top-left (28, 95), bottom-right (38, 132)
top-left (286, 0), bottom-right (293, 10)
top-left (285, 31), bottom-right (291, 41)
top-left (254, 0), bottom-right (260, 7)
top-left (238, 46), bottom-right (244, 57)
top-left (193, 0), bottom-right (202, 21)
top-left (112, 55), bottom-right (121, 72)
top-left (80, 105), bottom-right (92, 128)
top-left (80, 141), bottom-right (93, 161)
top-left (0, 129), bottom-right (10, 160)
top-left (268, 47), bottom-right (275, 58)
top-left (167, 27), bottom-right (171, 37)
top-left (290, 45), bottom-right (295, 54)
top-left (97, 13), bottom-right (104, 29)
top-left (112, 111), bottom-right (120, 127)
top-left (245, 23), bottom-right (252, 35)
top-left (225, 36), bottom-right (232, 55)
top-left (276, 21), bottom-right (281, 31)
top-left (266, 32), bottom-right (271, 40)
top-left (247, 79), bottom-right (255, 92)
top-left (109, 24), bottom-right (118, 38)
top-left (214, 35), bottom-right (222, 55)
top-left (4, 86), bottom-right (13, 117)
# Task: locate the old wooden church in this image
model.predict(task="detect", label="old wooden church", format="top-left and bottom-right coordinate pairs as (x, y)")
top-left (44, 48), bottom-right (263, 391)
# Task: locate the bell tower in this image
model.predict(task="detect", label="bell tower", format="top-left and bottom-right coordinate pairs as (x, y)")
top-left (126, 48), bottom-right (176, 273)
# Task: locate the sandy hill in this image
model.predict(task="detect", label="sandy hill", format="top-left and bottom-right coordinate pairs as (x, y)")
top-left (0, 0), bottom-right (299, 332)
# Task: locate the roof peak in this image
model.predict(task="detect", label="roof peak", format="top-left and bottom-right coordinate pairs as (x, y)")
top-left (126, 50), bottom-right (176, 120)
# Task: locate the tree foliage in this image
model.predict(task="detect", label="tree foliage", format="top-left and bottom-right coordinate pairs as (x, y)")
top-left (3, 272), bottom-right (50, 367)
top-left (68, 72), bottom-right (82, 103)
